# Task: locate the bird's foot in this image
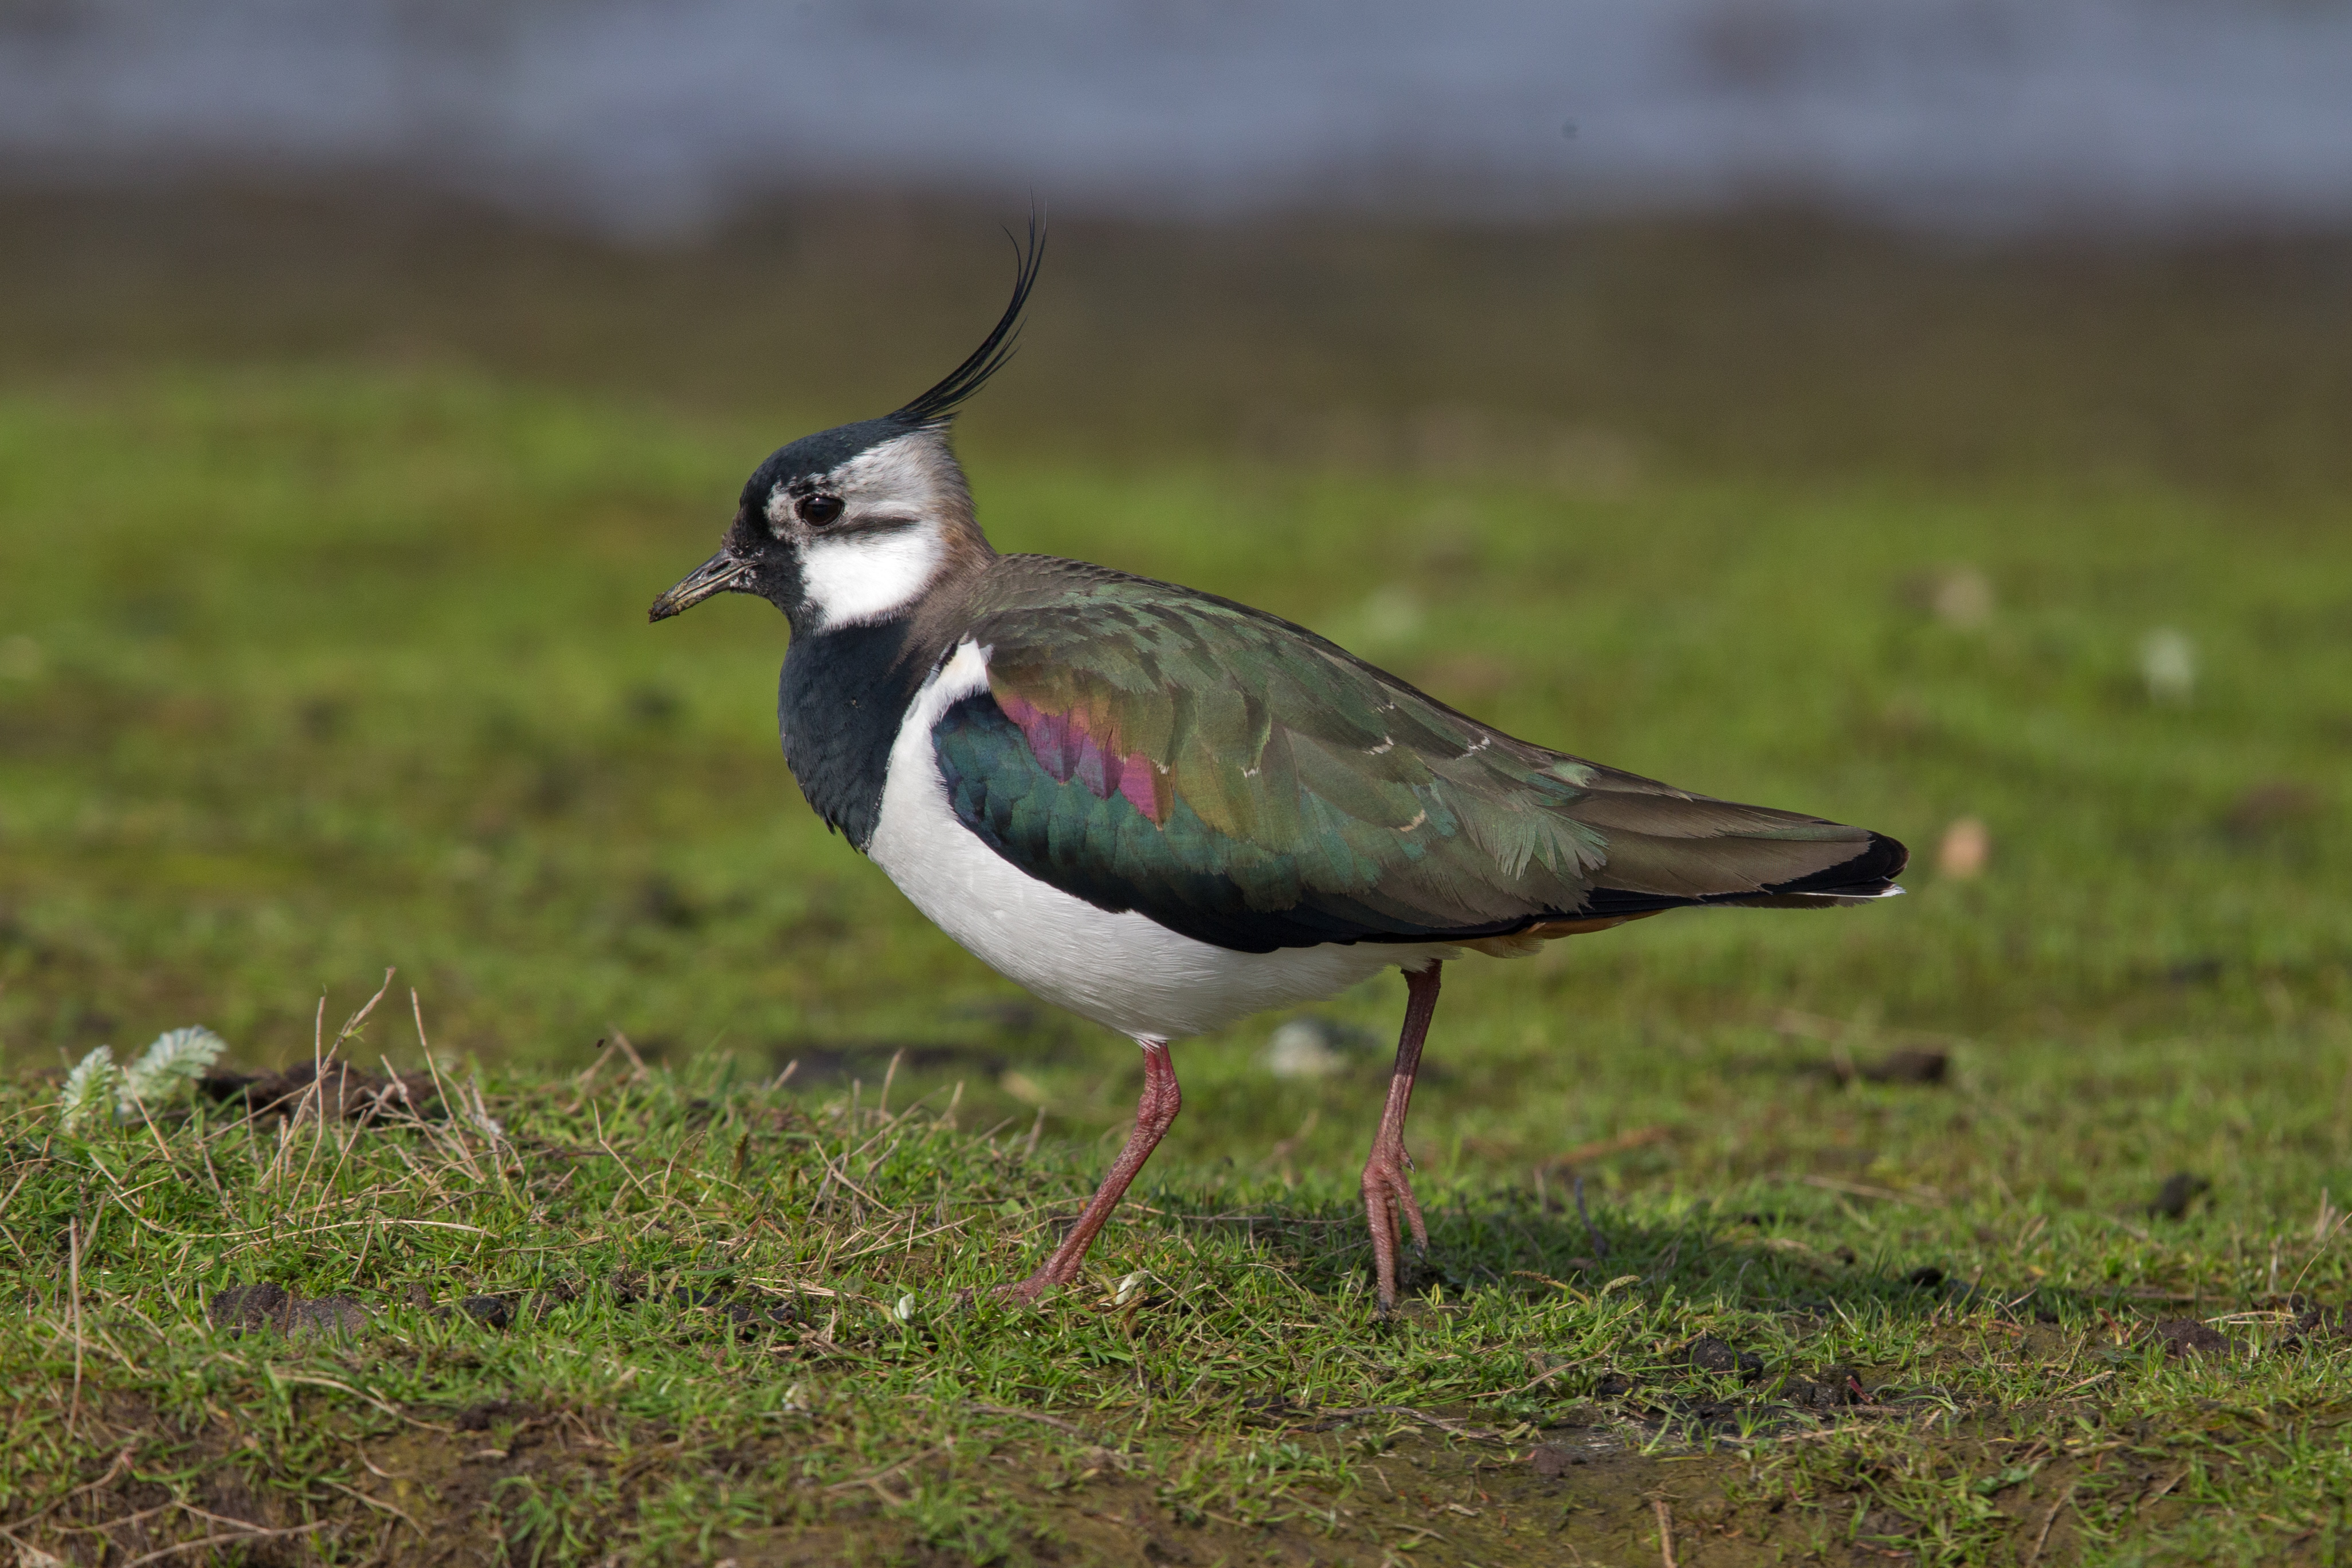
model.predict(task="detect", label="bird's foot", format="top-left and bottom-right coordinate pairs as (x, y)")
top-left (995, 1267), bottom-right (1067, 1307)
top-left (1361, 1142), bottom-right (1429, 1314)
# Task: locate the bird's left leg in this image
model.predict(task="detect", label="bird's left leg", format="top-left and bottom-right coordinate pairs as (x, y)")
top-left (1002, 1039), bottom-right (1180, 1305)
top-left (1361, 961), bottom-right (1442, 1314)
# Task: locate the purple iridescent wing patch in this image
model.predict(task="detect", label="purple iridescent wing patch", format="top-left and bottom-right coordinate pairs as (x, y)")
top-left (993, 687), bottom-right (1170, 824)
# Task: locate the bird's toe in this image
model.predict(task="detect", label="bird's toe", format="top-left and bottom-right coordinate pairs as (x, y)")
top-left (995, 1273), bottom-right (1059, 1307)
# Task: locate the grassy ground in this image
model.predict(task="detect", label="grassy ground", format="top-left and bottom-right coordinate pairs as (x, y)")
top-left (7, 996), bottom-right (2352, 1566)
top-left (3, 194), bottom-right (2351, 1563)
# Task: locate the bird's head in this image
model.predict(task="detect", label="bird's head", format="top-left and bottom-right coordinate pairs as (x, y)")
top-left (650, 222), bottom-right (1042, 634)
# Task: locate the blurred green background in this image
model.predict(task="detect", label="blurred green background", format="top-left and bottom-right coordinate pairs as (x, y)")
top-left (2, 187), bottom-right (2348, 1181)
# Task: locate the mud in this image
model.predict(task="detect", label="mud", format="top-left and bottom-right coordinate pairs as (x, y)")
top-left (25, 1372), bottom-right (2326, 1567)
top-left (49, 1287), bottom-right (2339, 1564)
top-left (21, 1392), bottom-right (1781, 1568)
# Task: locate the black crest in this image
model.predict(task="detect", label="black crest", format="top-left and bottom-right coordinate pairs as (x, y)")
top-left (889, 214), bottom-right (1046, 427)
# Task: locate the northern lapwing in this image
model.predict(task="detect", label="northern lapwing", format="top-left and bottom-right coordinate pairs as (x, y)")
top-left (650, 229), bottom-right (1906, 1311)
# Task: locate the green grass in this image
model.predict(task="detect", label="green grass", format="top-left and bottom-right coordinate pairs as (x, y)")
top-left (2, 343), bottom-right (2350, 1564)
top-left (9, 1018), bottom-right (2352, 1565)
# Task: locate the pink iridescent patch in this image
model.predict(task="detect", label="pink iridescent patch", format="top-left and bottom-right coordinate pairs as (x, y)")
top-left (996, 687), bottom-right (1168, 824)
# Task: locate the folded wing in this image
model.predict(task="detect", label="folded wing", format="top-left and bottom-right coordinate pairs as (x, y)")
top-left (930, 559), bottom-right (1904, 954)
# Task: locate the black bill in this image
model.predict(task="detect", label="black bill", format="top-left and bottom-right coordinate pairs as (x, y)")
top-left (649, 551), bottom-right (752, 622)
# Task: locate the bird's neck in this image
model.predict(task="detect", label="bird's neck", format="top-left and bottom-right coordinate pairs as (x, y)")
top-left (776, 615), bottom-right (938, 851)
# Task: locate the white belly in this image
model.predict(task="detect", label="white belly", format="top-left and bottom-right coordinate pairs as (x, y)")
top-left (866, 642), bottom-right (1453, 1042)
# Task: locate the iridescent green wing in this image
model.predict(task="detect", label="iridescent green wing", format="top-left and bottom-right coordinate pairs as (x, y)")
top-left (931, 559), bottom-right (1900, 953)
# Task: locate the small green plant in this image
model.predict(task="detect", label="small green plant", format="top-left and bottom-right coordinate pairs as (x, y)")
top-left (55, 1045), bottom-right (117, 1133)
top-left (118, 1026), bottom-right (226, 1113)
top-left (55, 1026), bottom-right (226, 1131)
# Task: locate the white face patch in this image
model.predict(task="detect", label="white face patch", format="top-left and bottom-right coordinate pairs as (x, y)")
top-left (799, 524), bottom-right (948, 632)
top-left (773, 428), bottom-right (971, 632)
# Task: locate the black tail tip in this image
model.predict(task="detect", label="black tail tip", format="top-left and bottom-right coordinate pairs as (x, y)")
top-left (1778, 829), bottom-right (1908, 899)
top-left (1857, 830), bottom-right (1910, 882)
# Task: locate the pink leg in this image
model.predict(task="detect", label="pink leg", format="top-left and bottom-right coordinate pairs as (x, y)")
top-left (1362, 962), bottom-right (1442, 1313)
top-left (1003, 1040), bottom-right (1180, 1304)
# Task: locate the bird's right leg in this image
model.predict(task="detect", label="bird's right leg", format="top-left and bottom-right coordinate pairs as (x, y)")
top-left (1361, 961), bottom-right (1442, 1314)
top-left (1002, 1038), bottom-right (1179, 1304)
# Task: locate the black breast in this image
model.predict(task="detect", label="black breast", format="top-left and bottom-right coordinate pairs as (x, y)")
top-left (777, 620), bottom-right (932, 851)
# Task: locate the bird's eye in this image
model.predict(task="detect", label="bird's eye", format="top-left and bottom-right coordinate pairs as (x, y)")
top-left (802, 495), bottom-right (845, 527)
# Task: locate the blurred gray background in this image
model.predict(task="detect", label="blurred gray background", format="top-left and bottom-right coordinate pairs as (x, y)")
top-left (4, 0), bottom-right (2349, 237)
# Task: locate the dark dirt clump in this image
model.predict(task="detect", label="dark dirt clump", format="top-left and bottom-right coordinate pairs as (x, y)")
top-left (1683, 1335), bottom-right (1766, 1382)
top-left (209, 1280), bottom-right (289, 1332)
top-left (1786, 1368), bottom-right (1863, 1410)
top-left (289, 1295), bottom-right (369, 1335)
top-left (660, 1284), bottom-right (808, 1337)
top-left (726, 1299), bottom-right (803, 1332)
top-left (449, 1294), bottom-right (513, 1329)
top-left (2285, 1306), bottom-right (2352, 1349)
top-left (2151, 1171), bottom-right (2212, 1219)
top-left (454, 1397), bottom-right (528, 1432)
top-left (1857, 1048), bottom-right (1949, 1085)
top-left (209, 1281), bottom-right (367, 1337)
top-left (2153, 1318), bottom-right (2232, 1358)
top-left (201, 1057), bottom-right (437, 1122)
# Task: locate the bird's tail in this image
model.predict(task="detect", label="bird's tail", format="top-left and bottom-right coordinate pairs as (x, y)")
top-left (1560, 773), bottom-right (1909, 920)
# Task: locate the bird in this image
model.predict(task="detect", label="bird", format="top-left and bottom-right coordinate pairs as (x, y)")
top-left (650, 226), bottom-right (1906, 1312)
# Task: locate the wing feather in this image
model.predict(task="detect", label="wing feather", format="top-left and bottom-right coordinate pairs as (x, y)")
top-left (930, 558), bottom-right (1904, 952)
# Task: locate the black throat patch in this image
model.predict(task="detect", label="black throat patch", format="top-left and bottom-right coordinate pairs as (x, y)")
top-left (777, 619), bottom-right (934, 851)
